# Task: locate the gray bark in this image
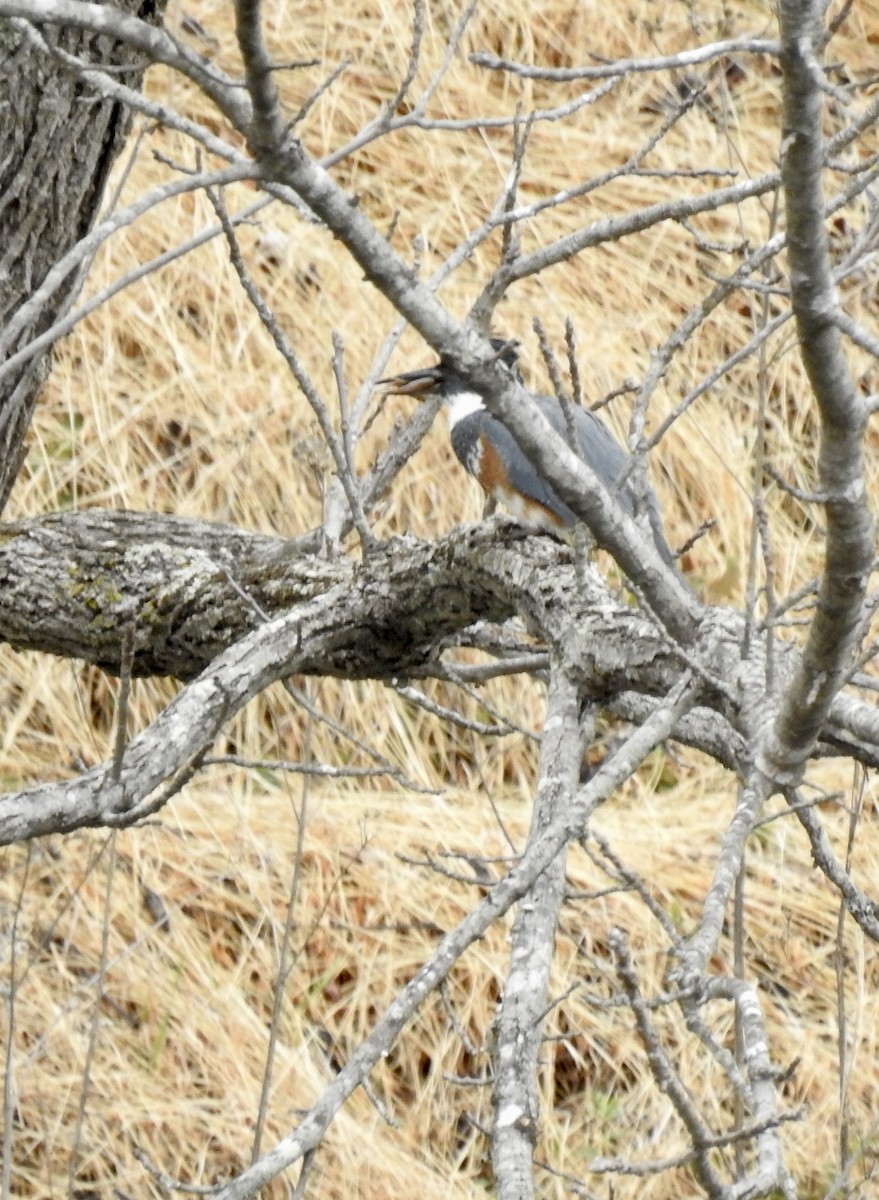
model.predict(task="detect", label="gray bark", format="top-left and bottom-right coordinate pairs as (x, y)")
top-left (491, 668), bottom-right (583, 1200)
top-left (762, 0), bottom-right (875, 782)
top-left (0, 0), bottom-right (167, 511)
top-left (0, 511), bottom-right (878, 850)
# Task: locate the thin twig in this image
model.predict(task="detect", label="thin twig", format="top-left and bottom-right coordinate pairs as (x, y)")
top-left (471, 37), bottom-right (779, 82)
top-left (609, 927), bottom-right (728, 1198)
top-left (68, 833), bottom-right (117, 1195)
top-left (2, 846), bottom-right (31, 1200)
top-left (251, 694), bottom-right (314, 1161)
top-left (206, 184), bottom-right (376, 555)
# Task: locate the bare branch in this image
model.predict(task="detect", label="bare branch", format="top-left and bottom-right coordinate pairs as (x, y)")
top-left (12, 16), bottom-right (243, 163)
top-left (1, 0), bottom-right (250, 124)
top-left (833, 307), bottom-right (879, 360)
top-left (234, 0), bottom-right (286, 153)
top-left (609, 928), bottom-right (730, 1199)
top-left (330, 332), bottom-right (379, 553)
top-left (68, 833), bottom-right (117, 1193)
top-left (491, 669), bottom-right (584, 1200)
top-left (206, 676), bottom-right (695, 1200)
top-left (479, 172), bottom-right (780, 300)
top-left (251, 696), bottom-right (314, 1162)
top-left (677, 766), bottom-right (769, 980)
top-left (0, 162), bottom-right (261, 380)
top-left (280, 681), bottom-right (437, 795)
top-left (703, 977), bottom-right (797, 1199)
top-left (203, 755), bottom-right (413, 782)
top-left (761, 0), bottom-right (875, 784)
top-left (1, 847), bottom-right (31, 1200)
top-left (471, 37), bottom-right (779, 82)
top-left (787, 786), bottom-right (879, 941)
top-left (391, 683), bottom-right (524, 737)
top-left (205, 184), bottom-right (377, 553)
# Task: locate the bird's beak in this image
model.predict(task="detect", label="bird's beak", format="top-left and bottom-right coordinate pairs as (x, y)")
top-left (377, 365), bottom-right (443, 396)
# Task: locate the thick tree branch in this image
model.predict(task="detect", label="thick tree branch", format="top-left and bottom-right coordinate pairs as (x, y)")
top-left (0, 513), bottom-right (533, 679)
top-left (0, 511), bottom-right (877, 816)
top-left (491, 667), bottom-right (584, 1199)
top-left (761, 0), bottom-right (875, 785)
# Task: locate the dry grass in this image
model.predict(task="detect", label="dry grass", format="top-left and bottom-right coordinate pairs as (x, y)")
top-left (3, 0), bottom-right (879, 1196)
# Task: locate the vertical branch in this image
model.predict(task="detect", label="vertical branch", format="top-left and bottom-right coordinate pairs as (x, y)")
top-left (331, 333), bottom-right (378, 554)
top-left (679, 766), bottom-right (769, 980)
top-left (743, 191), bottom-right (781, 676)
top-left (732, 850), bottom-right (746, 1180)
top-left (765, 0), bottom-right (875, 781)
top-left (111, 625), bottom-right (135, 782)
top-left (234, 0), bottom-right (286, 153)
top-left (491, 666), bottom-right (584, 1200)
top-left (704, 977), bottom-right (796, 1199)
top-left (206, 185), bottom-right (376, 553)
top-left (2, 846), bottom-right (31, 1200)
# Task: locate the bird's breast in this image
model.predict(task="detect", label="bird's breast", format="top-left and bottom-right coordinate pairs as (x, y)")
top-left (450, 418), bottom-right (566, 533)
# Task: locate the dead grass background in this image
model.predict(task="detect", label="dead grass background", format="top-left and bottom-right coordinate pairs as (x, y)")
top-left (2, 0), bottom-right (879, 1196)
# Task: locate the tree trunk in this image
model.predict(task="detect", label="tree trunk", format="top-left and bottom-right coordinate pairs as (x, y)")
top-left (0, 0), bottom-right (166, 512)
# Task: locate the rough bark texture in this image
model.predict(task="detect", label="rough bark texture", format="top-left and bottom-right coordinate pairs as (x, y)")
top-left (0, 0), bottom-right (166, 512)
top-left (0, 511), bottom-right (674, 683)
top-left (0, 510), bottom-right (876, 777)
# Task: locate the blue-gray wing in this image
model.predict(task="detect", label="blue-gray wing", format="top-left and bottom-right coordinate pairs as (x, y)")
top-left (535, 395), bottom-right (675, 565)
top-left (450, 411), bottom-right (578, 524)
top-left (450, 398), bottom-right (675, 565)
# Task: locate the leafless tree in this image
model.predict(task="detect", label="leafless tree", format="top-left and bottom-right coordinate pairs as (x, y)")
top-left (1, 0), bottom-right (878, 1197)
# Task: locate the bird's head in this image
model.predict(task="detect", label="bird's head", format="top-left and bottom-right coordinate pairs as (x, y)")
top-left (378, 337), bottom-right (522, 398)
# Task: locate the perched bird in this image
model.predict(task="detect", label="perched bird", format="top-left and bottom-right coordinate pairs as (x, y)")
top-left (380, 341), bottom-right (675, 565)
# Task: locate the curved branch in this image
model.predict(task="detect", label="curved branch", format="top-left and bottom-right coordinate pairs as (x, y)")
top-left (0, 512), bottom-right (520, 679)
top-left (0, 511), bottom-right (876, 802)
top-left (0, 513), bottom-right (699, 844)
top-left (762, 0), bottom-right (875, 784)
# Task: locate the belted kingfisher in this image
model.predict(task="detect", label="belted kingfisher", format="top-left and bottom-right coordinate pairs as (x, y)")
top-left (380, 342), bottom-right (675, 565)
